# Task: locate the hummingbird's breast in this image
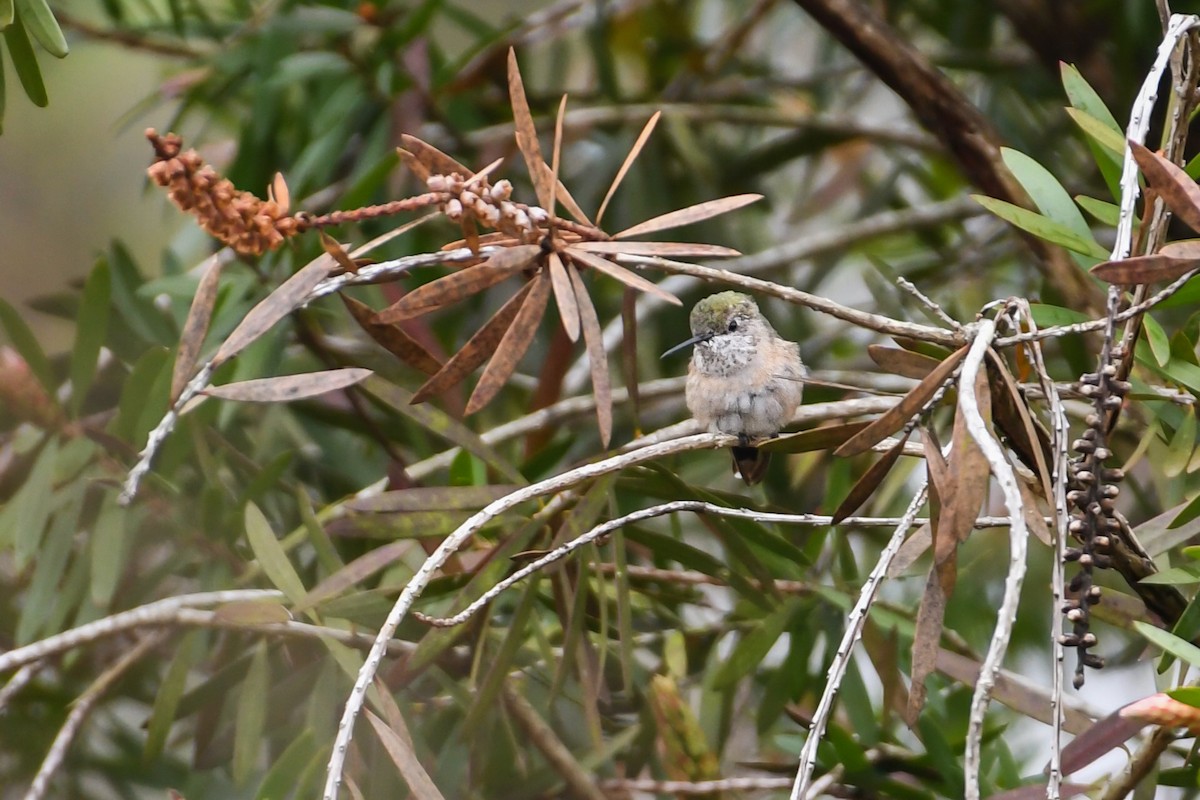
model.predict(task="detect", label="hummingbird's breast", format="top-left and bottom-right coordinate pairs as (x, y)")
top-left (685, 337), bottom-right (803, 439)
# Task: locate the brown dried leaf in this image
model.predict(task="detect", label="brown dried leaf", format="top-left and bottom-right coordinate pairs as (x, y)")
top-left (834, 346), bottom-right (968, 457)
top-left (567, 248), bottom-right (681, 305)
top-left (351, 212), bottom-right (439, 258)
top-left (887, 523), bottom-right (931, 578)
top-left (212, 600), bottom-right (291, 625)
top-left (365, 709), bottom-right (448, 800)
top-left (203, 368), bottom-right (372, 403)
top-left (1130, 140), bottom-right (1200, 235)
top-left (867, 345), bottom-right (940, 380)
top-left (613, 194), bottom-right (763, 240)
top-left (937, 366), bottom-right (991, 559)
top-left (922, 428), bottom-right (948, 557)
top-left (212, 254), bottom-right (336, 367)
top-left (906, 557), bottom-right (956, 726)
top-left (375, 244), bottom-right (539, 323)
top-left (1059, 711), bottom-right (1144, 774)
top-left (1160, 239), bottom-right (1200, 259)
top-left (507, 48), bottom-right (554, 211)
top-left (342, 295), bottom-right (443, 376)
top-left (465, 272), bottom-right (551, 414)
top-left (548, 94), bottom-right (565, 217)
top-left (571, 241), bottom-right (740, 258)
top-left (295, 539), bottom-right (410, 613)
top-left (1090, 252), bottom-right (1200, 284)
top-left (1017, 477), bottom-right (1053, 546)
top-left (831, 433), bottom-right (910, 524)
top-left (411, 281), bottom-right (535, 405)
top-left (986, 349), bottom-right (1053, 496)
top-left (535, 160), bottom-right (592, 225)
top-left (597, 111), bottom-right (660, 225)
top-left (399, 134), bottom-right (472, 180)
top-left (571, 264), bottom-right (612, 446)
top-left (547, 252), bottom-right (580, 341)
top-left (320, 231), bottom-right (360, 274)
top-left (463, 157), bottom-right (505, 189)
top-left (171, 255), bottom-right (223, 402)
top-left (935, 648), bottom-right (1095, 735)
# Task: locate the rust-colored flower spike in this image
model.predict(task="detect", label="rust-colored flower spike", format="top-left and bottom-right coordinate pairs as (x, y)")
top-left (145, 129), bottom-right (305, 256)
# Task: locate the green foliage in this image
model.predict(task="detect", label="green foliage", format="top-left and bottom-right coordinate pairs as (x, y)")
top-left (4, 2), bottom-right (1200, 799)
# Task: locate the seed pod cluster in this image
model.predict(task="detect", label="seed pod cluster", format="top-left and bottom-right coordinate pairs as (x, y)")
top-left (1062, 348), bottom-right (1131, 688)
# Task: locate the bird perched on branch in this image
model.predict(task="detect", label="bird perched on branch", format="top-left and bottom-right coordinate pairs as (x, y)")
top-left (663, 291), bottom-right (805, 484)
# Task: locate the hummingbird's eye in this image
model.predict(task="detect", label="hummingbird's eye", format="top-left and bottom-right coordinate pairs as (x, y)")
top-left (728, 320), bottom-right (738, 332)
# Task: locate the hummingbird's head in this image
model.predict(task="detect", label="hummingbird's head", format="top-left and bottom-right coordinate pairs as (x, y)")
top-left (661, 291), bottom-right (767, 368)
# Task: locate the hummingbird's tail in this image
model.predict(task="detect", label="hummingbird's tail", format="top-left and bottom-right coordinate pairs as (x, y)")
top-left (731, 445), bottom-right (769, 485)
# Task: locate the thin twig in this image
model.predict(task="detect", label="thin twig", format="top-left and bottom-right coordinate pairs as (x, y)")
top-left (789, 485), bottom-right (928, 799)
top-left (0, 662), bottom-right (42, 714)
top-left (23, 634), bottom-right (163, 800)
top-left (958, 319), bottom-right (1028, 800)
top-left (896, 276), bottom-right (964, 331)
top-left (414, 501), bottom-right (1022, 628)
top-left (322, 432), bottom-right (757, 800)
top-left (598, 776), bottom-right (795, 794)
top-left (501, 684), bottom-right (609, 800)
top-left (0, 590), bottom-right (281, 674)
top-left (1099, 726), bottom-right (1179, 800)
top-left (1025, 307), bottom-right (1070, 800)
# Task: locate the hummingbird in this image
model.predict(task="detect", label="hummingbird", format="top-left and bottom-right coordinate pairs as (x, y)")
top-left (662, 291), bottom-right (805, 485)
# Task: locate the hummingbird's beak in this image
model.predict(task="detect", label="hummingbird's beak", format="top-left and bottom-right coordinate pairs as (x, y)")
top-left (661, 333), bottom-right (712, 359)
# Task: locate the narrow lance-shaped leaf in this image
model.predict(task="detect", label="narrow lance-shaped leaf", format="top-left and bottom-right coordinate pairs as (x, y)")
top-left (570, 264), bottom-right (612, 446)
top-left (14, 0), bottom-right (67, 57)
top-left (1091, 239), bottom-right (1200, 284)
top-left (986, 349), bottom-right (1053, 494)
top-left (831, 433), bottom-right (911, 524)
top-left (835, 346), bottom-right (968, 457)
top-left (201, 368), bottom-right (372, 403)
top-left (507, 48), bottom-right (554, 211)
top-left (69, 260), bottom-right (111, 416)
top-left (269, 172), bottom-right (289, 214)
top-left (621, 288), bottom-right (640, 431)
top-left (375, 244), bottom-right (539, 323)
top-left (171, 255), bottom-right (223, 401)
top-left (971, 195), bottom-right (1109, 259)
top-left (568, 248), bottom-right (681, 305)
top-left (867, 344), bottom-right (940, 380)
top-left (399, 133), bottom-right (472, 182)
top-left (907, 556), bottom-right (956, 725)
top-left (411, 280), bottom-right (535, 404)
top-left (571, 241), bottom-right (740, 257)
top-left (547, 251), bottom-right (580, 341)
top-left (1130, 140), bottom-right (1200, 236)
top-left (213, 254), bottom-right (336, 367)
top-left (245, 502), bottom-right (308, 606)
top-left (232, 641), bottom-right (269, 785)
top-left (938, 366), bottom-right (992, 558)
top-left (365, 708), bottom-right (447, 800)
top-left (342, 294), bottom-right (443, 376)
top-left (597, 111), bottom-right (660, 225)
top-left (1065, 107), bottom-right (1124, 156)
top-left (319, 231), bottom-right (360, 275)
top-left (613, 194), bottom-right (762, 239)
top-left (466, 272), bottom-right (551, 414)
top-left (4, 14), bottom-right (47, 107)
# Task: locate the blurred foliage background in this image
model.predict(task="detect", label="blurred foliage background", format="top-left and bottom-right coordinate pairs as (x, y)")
top-left (3, 1), bottom-right (1200, 798)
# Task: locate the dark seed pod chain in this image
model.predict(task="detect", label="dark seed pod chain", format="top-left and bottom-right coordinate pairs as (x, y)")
top-left (1062, 339), bottom-right (1131, 688)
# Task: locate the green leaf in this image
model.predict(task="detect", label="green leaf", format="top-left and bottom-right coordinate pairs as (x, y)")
top-left (1074, 195), bottom-right (1121, 226)
top-left (1135, 620), bottom-right (1200, 669)
top-left (69, 261), bottom-right (111, 416)
top-left (1166, 686), bottom-right (1200, 709)
top-left (233, 641), bottom-right (270, 785)
top-left (15, 0), bottom-right (66, 57)
top-left (15, 501), bottom-right (72, 644)
top-left (111, 347), bottom-right (171, 442)
top-left (1061, 62), bottom-right (1122, 131)
top-left (1170, 490), bottom-right (1200, 530)
top-left (972, 195), bottom-right (1108, 260)
top-left (13, 436), bottom-right (58, 570)
top-left (144, 631), bottom-right (202, 762)
top-left (244, 502), bottom-right (307, 606)
top-left (1144, 314), bottom-right (1171, 367)
top-left (1165, 409), bottom-right (1197, 478)
top-left (0, 0), bottom-right (13, 29)
top-left (255, 729), bottom-right (318, 800)
top-left (89, 496), bottom-right (127, 607)
top-left (1065, 107), bottom-right (1125, 156)
top-left (711, 598), bottom-right (801, 689)
top-left (3, 13), bottom-right (46, 106)
top-left (999, 148), bottom-right (1103, 267)
top-left (0, 296), bottom-right (54, 392)
top-left (1139, 565), bottom-right (1200, 585)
